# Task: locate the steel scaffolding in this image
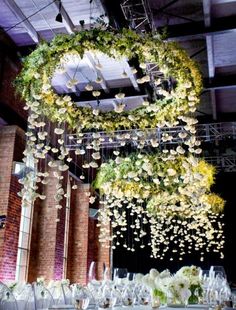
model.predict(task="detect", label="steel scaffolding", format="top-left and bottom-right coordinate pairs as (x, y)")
top-left (65, 121), bottom-right (236, 149)
top-left (120, 0), bottom-right (155, 32)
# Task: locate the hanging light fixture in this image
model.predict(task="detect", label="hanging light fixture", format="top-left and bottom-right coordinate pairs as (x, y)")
top-left (55, 0), bottom-right (63, 23)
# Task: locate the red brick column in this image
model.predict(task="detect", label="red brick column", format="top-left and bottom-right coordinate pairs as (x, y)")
top-left (28, 167), bottom-right (67, 282)
top-left (96, 222), bottom-right (111, 280)
top-left (0, 126), bottom-right (25, 281)
top-left (87, 218), bottom-right (111, 281)
top-left (67, 183), bottom-right (90, 284)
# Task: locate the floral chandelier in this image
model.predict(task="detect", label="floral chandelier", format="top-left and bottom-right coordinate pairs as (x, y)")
top-left (94, 152), bottom-right (224, 260)
top-left (15, 28), bottom-right (224, 260)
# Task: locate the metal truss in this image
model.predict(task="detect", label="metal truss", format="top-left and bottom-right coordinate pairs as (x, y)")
top-left (65, 122), bottom-right (236, 150)
top-left (120, 0), bottom-right (155, 32)
top-left (206, 155), bottom-right (236, 172)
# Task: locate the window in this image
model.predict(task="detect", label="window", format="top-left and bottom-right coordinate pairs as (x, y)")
top-left (15, 201), bottom-right (34, 282)
top-left (62, 177), bottom-right (71, 278)
top-left (15, 154), bottom-right (35, 282)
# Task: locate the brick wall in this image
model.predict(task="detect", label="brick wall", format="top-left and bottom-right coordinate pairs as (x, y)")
top-left (0, 126), bottom-right (111, 283)
top-left (28, 167), bottom-right (68, 282)
top-left (0, 126), bottom-right (25, 280)
top-left (67, 183), bottom-right (90, 284)
top-left (87, 218), bottom-right (111, 281)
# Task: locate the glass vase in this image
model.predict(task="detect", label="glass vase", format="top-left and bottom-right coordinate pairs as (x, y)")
top-left (151, 293), bottom-right (161, 309)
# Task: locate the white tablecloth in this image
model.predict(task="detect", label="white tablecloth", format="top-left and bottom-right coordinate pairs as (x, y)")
top-left (0, 303), bottom-right (210, 310)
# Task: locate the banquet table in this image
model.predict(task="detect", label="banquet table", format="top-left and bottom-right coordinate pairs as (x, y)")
top-left (0, 304), bottom-right (214, 310)
top-left (48, 305), bottom-right (211, 310)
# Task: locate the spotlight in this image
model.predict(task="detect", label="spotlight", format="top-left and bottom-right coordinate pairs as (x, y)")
top-left (79, 20), bottom-right (85, 28)
top-left (55, 0), bottom-right (63, 23)
top-left (55, 12), bottom-right (63, 23)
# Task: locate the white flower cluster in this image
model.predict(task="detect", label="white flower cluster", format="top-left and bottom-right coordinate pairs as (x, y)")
top-left (136, 266), bottom-right (203, 305)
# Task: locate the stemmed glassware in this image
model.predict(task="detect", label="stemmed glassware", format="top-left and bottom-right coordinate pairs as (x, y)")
top-left (122, 286), bottom-right (136, 307)
top-left (97, 284), bottom-right (117, 309)
top-left (73, 286), bottom-right (90, 310)
top-left (113, 268), bottom-right (128, 282)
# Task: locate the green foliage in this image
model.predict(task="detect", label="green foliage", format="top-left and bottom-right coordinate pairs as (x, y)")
top-left (15, 28), bottom-right (202, 132)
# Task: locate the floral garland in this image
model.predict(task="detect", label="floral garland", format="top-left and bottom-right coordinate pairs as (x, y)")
top-left (94, 152), bottom-right (225, 259)
top-left (15, 28), bottom-right (202, 132)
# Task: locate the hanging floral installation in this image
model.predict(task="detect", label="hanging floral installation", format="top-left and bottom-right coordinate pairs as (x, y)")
top-left (14, 28), bottom-right (225, 260)
top-left (93, 152), bottom-right (225, 260)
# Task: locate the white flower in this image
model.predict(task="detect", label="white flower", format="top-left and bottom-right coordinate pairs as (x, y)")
top-left (128, 115), bottom-right (135, 121)
top-left (54, 128), bottom-right (64, 135)
top-left (139, 62), bottom-right (146, 69)
top-left (167, 168), bottom-right (176, 176)
top-left (179, 132), bottom-right (188, 139)
top-left (58, 164), bottom-right (69, 171)
top-left (95, 76), bottom-right (103, 84)
top-left (93, 109), bottom-right (99, 116)
top-left (92, 152), bottom-right (101, 160)
top-left (135, 273), bottom-right (144, 283)
top-left (149, 268), bottom-right (159, 279)
top-left (42, 84), bottom-right (51, 92)
top-left (58, 108), bottom-right (67, 114)
top-left (142, 100), bottom-right (149, 106)
top-left (159, 269), bottom-right (171, 279)
top-left (85, 83), bottom-right (93, 91)
top-left (151, 139), bottom-right (159, 147)
top-left (176, 146), bottom-right (185, 154)
top-left (89, 196), bottom-right (96, 204)
top-left (90, 161), bottom-right (98, 168)
top-left (115, 93), bottom-right (125, 99)
top-left (92, 91), bottom-right (101, 97)
top-left (115, 157), bottom-right (122, 164)
top-left (114, 103), bottom-right (125, 113)
top-left (127, 171), bottom-right (137, 179)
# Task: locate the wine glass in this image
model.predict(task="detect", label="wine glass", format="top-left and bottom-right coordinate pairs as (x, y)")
top-left (138, 287), bottom-right (150, 305)
top-left (127, 272), bottom-right (136, 282)
top-left (122, 287), bottom-right (135, 307)
top-left (103, 266), bottom-right (112, 281)
top-left (113, 268), bottom-right (128, 281)
top-left (97, 285), bottom-right (117, 309)
top-left (73, 286), bottom-right (90, 310)
top-left (209, 266), bottom-right (227, 280)
top-left (88, 261), bottom-right (97, 283)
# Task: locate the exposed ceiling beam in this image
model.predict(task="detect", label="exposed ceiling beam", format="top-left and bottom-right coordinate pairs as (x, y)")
top-left (69, 85), bottom-right (147, 102)
top-left (85, 52), bottom-right (109, 94)
top-left (210, 89), bottom-right (217, 120)
top-left (213, 0), bottom-right (236, 4)
top-left (203, 0), bottom-right (217, 120)
top-left (203, 0), bottom-right (215, 77)
top-left (53, 0), bottom-right (75, 34)
top-left (122, 59), bottom-right (140, 91)
top-left (75, 94), bottom-right (148, 106)
top-left (4, 0), bottom-right (40, 43)
top-left (204, 74), bottom-right (236, 90)
top-left (163, 15), bottom-right (236, 41)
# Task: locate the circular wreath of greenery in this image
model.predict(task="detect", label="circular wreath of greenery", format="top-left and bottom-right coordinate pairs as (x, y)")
top-left (15, 28), bottom-right (202, 132)
top-left (93, 152), bottom-right (225, 216)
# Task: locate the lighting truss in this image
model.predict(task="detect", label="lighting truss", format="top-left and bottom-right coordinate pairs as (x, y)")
top-left (120, 0), bottom-right (155, 32)
top-left (65, 121), bottom-right (236, 149)
top-left (206, 155), bottom-right (236, 172)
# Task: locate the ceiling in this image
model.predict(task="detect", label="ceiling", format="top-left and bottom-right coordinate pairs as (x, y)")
top-left (1, 0), bottom-right (236, 120)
